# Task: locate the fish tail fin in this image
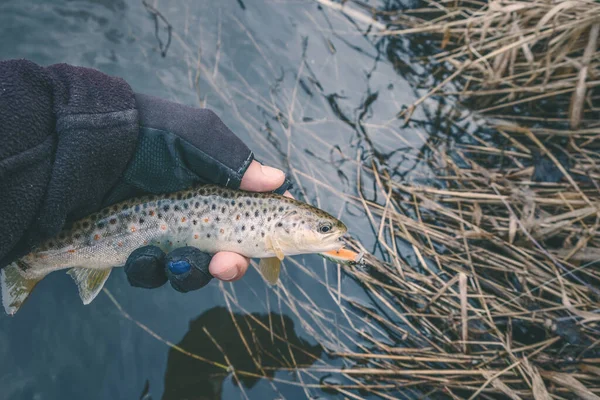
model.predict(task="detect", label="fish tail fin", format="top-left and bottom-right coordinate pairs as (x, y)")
top-left (1, 261), bottom-right (44, 316)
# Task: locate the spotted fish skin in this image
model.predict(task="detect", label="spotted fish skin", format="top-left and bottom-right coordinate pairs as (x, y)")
top-left (17, 185), bottom-right (346, 278)
top-left (1, 185), bottom-right (347, 315)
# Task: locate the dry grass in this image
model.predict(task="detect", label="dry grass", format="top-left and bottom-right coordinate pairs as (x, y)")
top-left (326, 130), bottom-right (600, 398)
top-left (354, 0), bottom-right (600, 129)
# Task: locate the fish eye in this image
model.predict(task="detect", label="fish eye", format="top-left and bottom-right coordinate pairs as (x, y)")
top-left (318, 222), bottom-right (332, 234)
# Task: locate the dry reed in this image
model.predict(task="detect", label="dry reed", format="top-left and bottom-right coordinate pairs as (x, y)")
top-left (357, 0), bottom-right (600, 129)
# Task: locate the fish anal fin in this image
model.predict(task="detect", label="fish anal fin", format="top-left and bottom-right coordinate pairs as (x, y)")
top-left (67, 267), bottom-right (112, 305)
top-left (1, 262), bottom-right (44, 316)
top-left (259, 258), bottom-right (281, 285)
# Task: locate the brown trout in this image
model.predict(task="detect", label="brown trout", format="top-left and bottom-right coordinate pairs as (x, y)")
top-left (1, 185), bottom-right (352, 315)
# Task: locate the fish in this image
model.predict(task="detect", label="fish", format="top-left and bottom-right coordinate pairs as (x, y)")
top-left (1, 185), bottom-right (353, 316)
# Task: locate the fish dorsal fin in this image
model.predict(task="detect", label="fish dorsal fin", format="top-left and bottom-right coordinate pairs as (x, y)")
top-left (1, 262), bottom-right (43, 316)
top-left (67, 268), bottom-right (112, 305)
top-left (259, 258), bottom-right (281, 285)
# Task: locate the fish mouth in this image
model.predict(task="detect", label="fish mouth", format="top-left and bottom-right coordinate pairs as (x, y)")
top-left (320, 232), bottom-right (347, 251)
top-left (323, 232), bottom-right (346, 241)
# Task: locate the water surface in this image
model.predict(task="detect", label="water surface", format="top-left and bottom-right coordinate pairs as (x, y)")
top-left (0, 0), bottom-right (440, 398)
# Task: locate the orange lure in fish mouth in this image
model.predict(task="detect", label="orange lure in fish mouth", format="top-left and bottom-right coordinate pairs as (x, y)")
top-left (321, 248), bottom-right (363, 264)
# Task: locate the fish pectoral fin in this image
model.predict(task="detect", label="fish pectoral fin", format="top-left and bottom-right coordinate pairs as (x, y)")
top-left (258, 257), bottom-right (281, 285)
top-left (1, 262), bottom-right (43, 316)
top-left (266, 236), bottom-right (285, 261)
top-left (67, 267), bottom-right (112, 305)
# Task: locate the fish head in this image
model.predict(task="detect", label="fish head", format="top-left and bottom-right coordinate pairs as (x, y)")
top-left (273, 205), bottom-right (347, 254)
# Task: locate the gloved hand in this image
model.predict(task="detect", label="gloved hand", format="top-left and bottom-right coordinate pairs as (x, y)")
top-left (113, 93), bottom-right (293, 292)
top-left (124, 246), bottom-right (213, 292)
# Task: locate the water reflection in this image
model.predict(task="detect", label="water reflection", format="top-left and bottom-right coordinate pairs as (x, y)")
top-left (161, 307), bottom-right (322, 400)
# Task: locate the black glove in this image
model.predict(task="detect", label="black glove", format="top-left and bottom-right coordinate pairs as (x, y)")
top-left (118, 94), bottom-right (293, 292)
top-left (124, 246), bottom-right (213, 293)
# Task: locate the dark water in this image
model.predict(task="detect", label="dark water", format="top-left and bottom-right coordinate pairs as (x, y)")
top-left (0, 0), bottom-right (442, 398)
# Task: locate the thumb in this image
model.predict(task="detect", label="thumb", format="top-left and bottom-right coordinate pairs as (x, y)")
top-left (239, 160), bottom-right (285, 192)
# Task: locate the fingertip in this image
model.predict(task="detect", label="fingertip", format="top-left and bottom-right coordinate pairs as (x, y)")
top-left (209, 252), bottom-right (250, 282)
top-left (240, 160), bottom-right (285, 192)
